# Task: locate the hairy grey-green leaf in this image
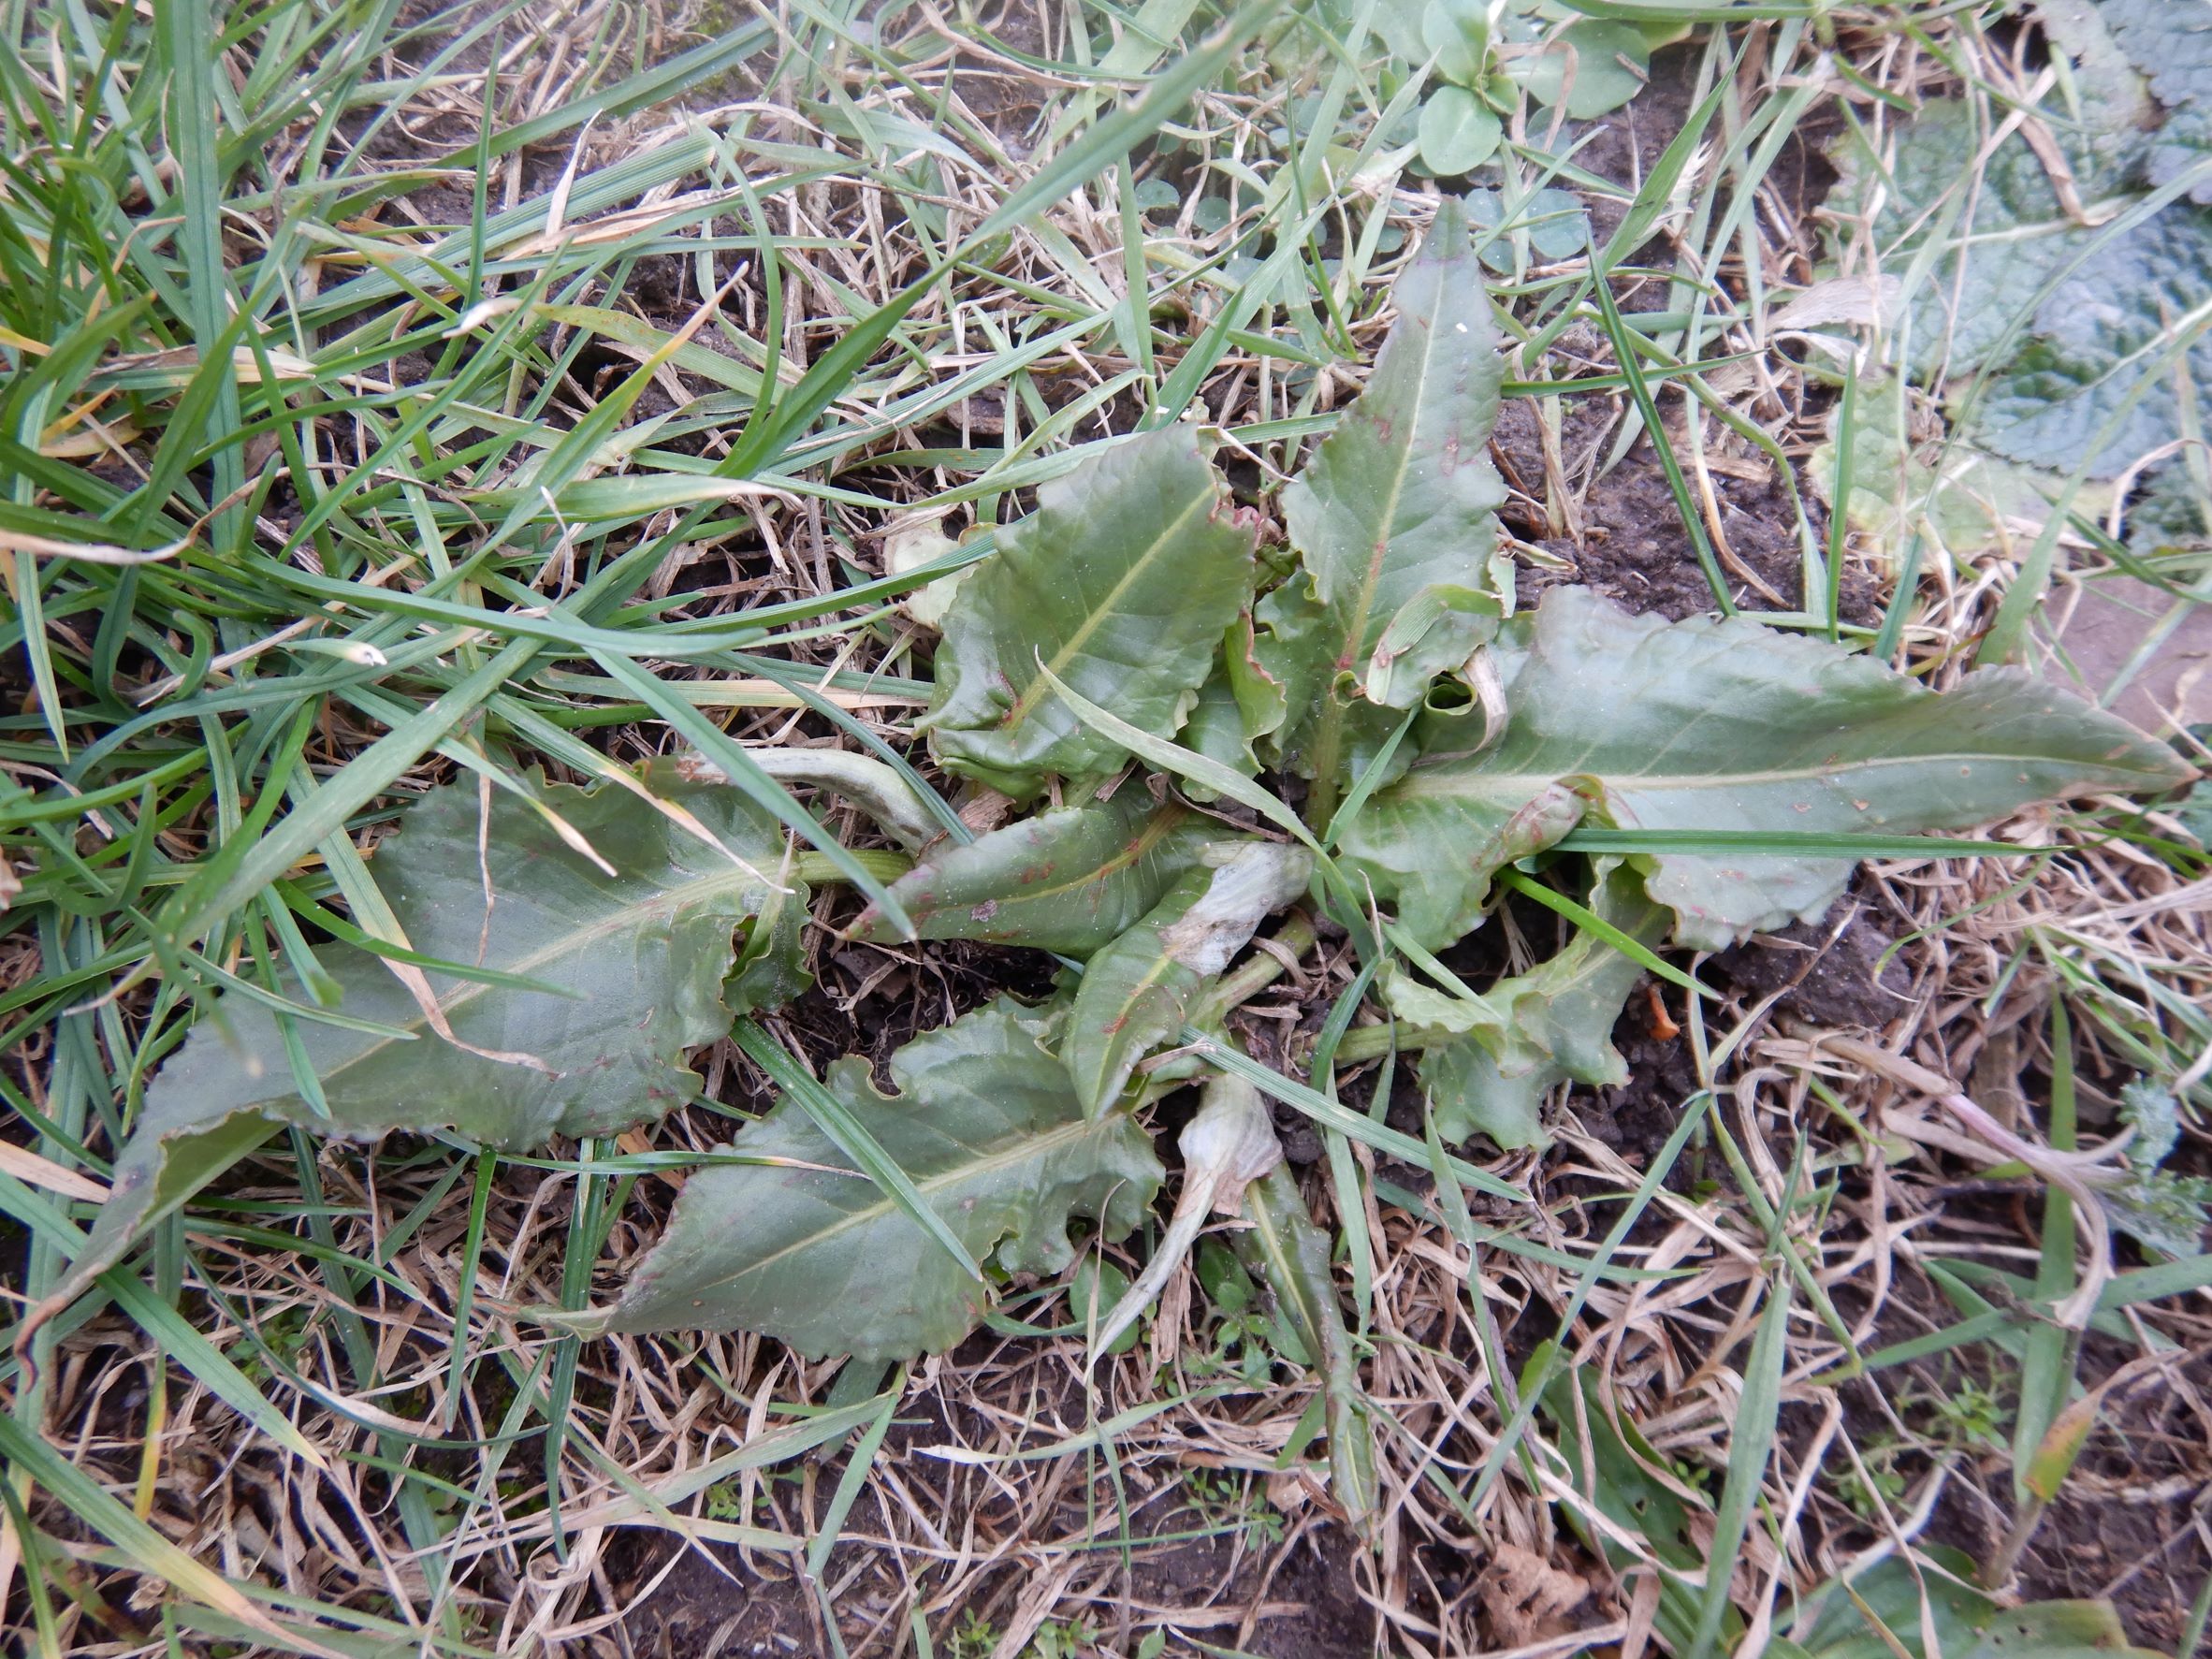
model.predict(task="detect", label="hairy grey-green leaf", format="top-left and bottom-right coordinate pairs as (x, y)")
top-left (854, 793), bottom-right (1200, 954)
top-left (46, 765), bottom-right (799, 1325)
top-left (600, 999), bottom-right (1163, 1359)
top-left (924, 429), bottom-right (1259, 797)
top-left (2098, 0), bottom-right (2212, 205)
top-left (1821, 24), bottom-right (2212, 476)
top-left (1337, 589), bottom-right (2195, 951)
top-left (1067, 842), bottom-right (1313, 1115)
top-left (1825, 95), bottom-right (2145, 380)
top-left (1259, 194), bottom-right (1508, 786)
top-left (1972, 204), bottom-right (2212, 474)
top-left (1404, 869), bottom-right (1666, 1148)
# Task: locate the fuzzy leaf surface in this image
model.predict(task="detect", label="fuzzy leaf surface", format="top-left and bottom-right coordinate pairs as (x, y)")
top-left (1826, 96), bottom-right (2144, 383)
top-left (855, 793), bottom-right (1200, 953)
top-left (45, 765), bottom-right (799, 1322)
top-left (1260, 194), bottom-right (1507, 783)
top-left (602, 999), bottom-right (1162, 1358)
top-left (2099, 0), bottom-right (2212, 205)
top-left (925, 429), bottom-right (1258, 797)
top-left (1973, 203), bottom-right (2212, 474)
top-left (1822, 32), bottom-right (2212, 477)
top-left (1338, 589), bottom-right (2194, 950)
top-left (1067, 843), bottom-right (1312, 1114)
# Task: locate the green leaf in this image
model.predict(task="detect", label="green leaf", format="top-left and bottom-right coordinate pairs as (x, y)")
top-left (1422, 0), bottom-right (1490, 84)
top-left (1259, 194), bottom-right (1508, 790)
top-left (1401, 866), bottom-right (1666, 1147)
top-left (1533, 1346), bottom-right (1705, 1652)
top-left (596, 1000), bottom-right (1164, 1360)
top-left (1179, 658), bottom-right (1270, 799)
top-left (1073, 1257), bottom-right (1142, 1355)
top-left (1417, 88), bottom-right (1502, 176)
top-left (855, 793), bottom-right (1201, 954)
top-left (924, 429), bottom-right (1259, 797)
top-left (1826, 95), bottom-right (2146, 383)
top-left (1465, 184), bottom-right (1591, 269)
top-left (2099, 0), bottom-right (2212, 205)
top-left (1506, 20), bottom-right (1649, 119)
top-left (1784, 1548), bottom-right (2163, 1659)
top-left (1808, 372), bottom-right (2115, 565)
top-left (1338, 589), bottom-right (2195, 950)
top-left (1363, 583), bottom-right (1502, 708)
top-left (1236, 1162), bottom-right (1377, 1538)
top-left (1972, 203), bottom-right (2212, 473)
top-left (34, 764), bottom-right (797, 1330)
top-left (1067, 842), bottom-right (1313, 1115)
top-left (1821, 39), bottom-right (2212, 477)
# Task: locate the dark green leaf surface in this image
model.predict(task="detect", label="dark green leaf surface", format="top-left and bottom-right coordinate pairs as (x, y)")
top-left (2101, 0), bottom-right (2212, 205)
top-left (1974, 203), bottom-right (2212, 473)
top-left (1259, 194), bottom-right (1508, 786)
top-left (1823, 22), bottom-right (2212, 476)
top-left (40, 765), bottom-right (798, 1324)
top-left (1338, 589), bottom-right (2194, 950)
top-left (924, 429), bottom-right (1259, 797)
top-left (601, 999), bottom-right (1163, 1359)
top-left (855, 793), bottom-right (1201, 953)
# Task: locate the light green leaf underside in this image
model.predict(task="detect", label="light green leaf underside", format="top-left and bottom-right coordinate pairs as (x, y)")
top-left (1067, 843), bottom-right (1313, 1115)
top-left (1338, 589), bottom-right (2193, 951)
top-left (46, 764), bottom-right (798, 1325)
top-left (1403, 867), bottom-right (1666, 1149)
top-left (856, 793), bottom-right (1201, 954)
top-left (603, 999), bottom-right (1163, 1360)
top-left (1260, 193), bottom-right (1508, 782)
top-left (925, 428), bottom-right (1258, 797)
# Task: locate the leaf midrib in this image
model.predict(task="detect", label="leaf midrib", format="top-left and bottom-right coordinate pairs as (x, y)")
top-left (289, 863), bottom-right (764, 1093)
top-left (1391, 749), bottom-right (2171, 802)
top-left (1326, 297), bottom-right (1440, 671)
top-left (999, 486), bottom-right (1221, 733)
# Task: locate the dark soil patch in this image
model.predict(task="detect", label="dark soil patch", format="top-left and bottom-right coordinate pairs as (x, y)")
top-left (2005, 1348), bottom-right (2212, 1654)
top-left (1914, 1346), bottom-right (2212, 1655)
top-left (1713, 902), bottom-right (1913, 1031)
top-left (619, 1544), bottom-right (823, 1658)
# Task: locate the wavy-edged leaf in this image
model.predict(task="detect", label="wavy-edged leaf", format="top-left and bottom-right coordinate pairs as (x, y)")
top-left (1973, 203), bottom-right (2212, 474)
top-left (1396, 867), bottom-right (1665, 1148)
top-left (596, 999), bottom-right (1163, 1359)
top-left (2099, 0), bottom-right (2212, 206)
top-left (1339, 589), bottom-right (2196, 951)
top-left (1825, 94), bottom-right (2146, 384)
top-left (924, 428), bottom-right (1259, 797)
top-left (1259, 195), bottom-right (1508, 787)
top-left (1363, 583), bottom-right (1502, 708)
top-left (1067, 842), bottom-right (1313, 1115)
top-left (35, 764), bottom-right (798, 1329)
top-left (1821, 39), bottom-right (2212, 476)
top-left (854, 792), bottom-right (1201, 953)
